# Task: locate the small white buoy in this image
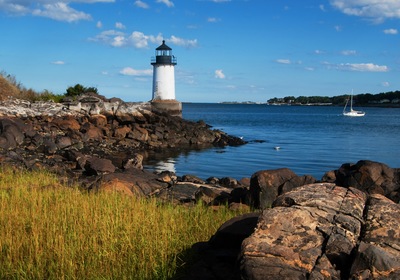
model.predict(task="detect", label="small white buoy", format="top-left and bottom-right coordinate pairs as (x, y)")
top-left (274, 146), bottom-right (280, 150)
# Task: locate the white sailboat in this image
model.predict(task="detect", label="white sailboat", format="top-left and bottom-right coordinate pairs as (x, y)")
top-left (343, 90), bottom-right (365, 117)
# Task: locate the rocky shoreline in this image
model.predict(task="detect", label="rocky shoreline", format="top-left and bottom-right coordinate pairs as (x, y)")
top-left (1, 95), bottom-right (399, 279)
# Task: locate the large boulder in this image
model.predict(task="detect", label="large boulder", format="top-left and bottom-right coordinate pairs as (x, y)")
top-left (0, 117), bottom-right (27, 149)
top-left (335, 160), bottom-right (400, 203)
top-left (350, 194), bottom-right (400, 279)
top-left (84, 156), bottom-right (116, 175)
top-left (249, 168), bottom-right (316, 209)
top-left (240, 183), bottom-right (400, 279)
top-left (94, 168), bottom-right (168, 196)
top-left (241, 183), bottom-right (367, 279)
top-left (183, 212), bottom-right (260, 280)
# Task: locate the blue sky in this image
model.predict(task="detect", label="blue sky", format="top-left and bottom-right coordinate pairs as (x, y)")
top-left (0, 0), bottom-right (399, 103)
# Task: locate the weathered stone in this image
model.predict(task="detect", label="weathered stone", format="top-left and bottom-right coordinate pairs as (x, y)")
top-left (43, 138), bottom-right (57, 154)
top-left (52, 116), bottom-right (81, 131)
top-left (195, 185), bottom-right (232, 205)
top-left (219, 177), bottom-right (239, 188)
top-left (321, 170), bottom-right (336, 183)
top-left (128, 124), bottom-right (149, 141)
top-left (89, 114), bottom-right (108, 127)
top-left (249, 168), bottom-right (297, 209)
top-left (182, 174), bottom-right (205, 184)
top-left (122, 154), bottom-right (143, 170)
top-left (0, 118), bottom-right (26, 149)
top-left (336, 160), bottom-right (400, 203)
top-left (241, 183), bottom-right (368, 280)
top-left (80, 122), bottom-right (103, 141)
top-left (84, 156), bottom-right (116, 175)
top-left (96, 169), bottom-right (167, 197)
top-left (113, 125), bottom-right (131, 138)
top-left (184, 213), bottom-right (259, 280)
top-left (350, 194), bottom-right (400, 279)
top-left (56, 136), bottom-right (72, 149)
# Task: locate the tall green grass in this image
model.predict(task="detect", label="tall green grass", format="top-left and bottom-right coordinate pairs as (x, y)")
top-left (0, 167), bottom-right (248, 279)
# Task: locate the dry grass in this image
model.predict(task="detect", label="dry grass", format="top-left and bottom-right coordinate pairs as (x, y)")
top-left (0, 73), bottom-right (21, 100)
top-left (0, 167), bottom-right (248, 279)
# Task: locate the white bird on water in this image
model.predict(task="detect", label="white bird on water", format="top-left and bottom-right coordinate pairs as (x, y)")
top-left (274, 146), bottom-right (280, 150)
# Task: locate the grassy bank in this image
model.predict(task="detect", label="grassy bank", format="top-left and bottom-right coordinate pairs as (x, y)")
top-left (0, 167), bottom-right (248, 279)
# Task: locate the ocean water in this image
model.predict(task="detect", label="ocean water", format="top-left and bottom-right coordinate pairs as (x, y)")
top-left (144, 103), bottom-right (400, 180)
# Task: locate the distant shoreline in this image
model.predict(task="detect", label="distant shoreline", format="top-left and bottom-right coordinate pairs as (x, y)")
top-left (185, 101), bottom-right (400, 108)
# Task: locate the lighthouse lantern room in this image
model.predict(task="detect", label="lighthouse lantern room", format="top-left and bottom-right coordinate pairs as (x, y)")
top-left (151, 40), bottom-right (177, 101)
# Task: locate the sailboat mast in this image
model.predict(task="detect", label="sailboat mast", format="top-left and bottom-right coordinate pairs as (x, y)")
top-left (350, 89), bottom-right (354, 111)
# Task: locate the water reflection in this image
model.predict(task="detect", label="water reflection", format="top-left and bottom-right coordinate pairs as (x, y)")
top-left (151, 158), bottom-right (176, 173)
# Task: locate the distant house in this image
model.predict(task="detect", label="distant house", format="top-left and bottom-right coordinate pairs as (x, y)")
top-left (392, 98), bottom-right (400, 104)
top-left (379, 99), bottom-right (390, 104)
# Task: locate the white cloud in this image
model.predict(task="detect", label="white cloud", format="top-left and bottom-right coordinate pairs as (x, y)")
top-left (383, 28), bottom-right (398, 34)
top-left (319, 5), bottom-right (326, 12)
top-left (51, 60), bottom-right (65, 65)
top-left (32, 2), bottom-right (92, 22)
top-left (0, 0), bottom-right (115, 22)
top-left (212, 0), bottom-right (231, 2)
top-left (156, 0), bottom-right (174, 8)
top-left (90, 30), bottom-right (197, 49)
top-left (111, 35), bottom-right (126, 47)
top-left (168, 35), bottom-right (198, 48)
top-left (338, 63), bottom-right (389, 72)
top-left (276, 59), bottom-right (291, 64)
top-left (330, 0), bottom-right (400, 22)
top-left (96, 21), bottom-right (103, 28)
top-left (341, 50), bottom-right (357, 56)
top-left (207, 17), bottom-right (220, 23)
top-left (314, 50), bottom-right (325, 55)
top-left (129, 31), bottom-right (151, 48)
top-left (115, 22), bottom-right (126, 29)
top-left (382, 81), bottom-right (390, 87)
top-left (120, 67), bottom-right (152, 76)
top-left (215, 69), bottom-right (225, 79)
top-left (134, 0), bottom-right (149, 9)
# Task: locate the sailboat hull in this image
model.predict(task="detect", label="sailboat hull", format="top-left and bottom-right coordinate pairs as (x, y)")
top-left (343, 110), bottom-right (365, 117)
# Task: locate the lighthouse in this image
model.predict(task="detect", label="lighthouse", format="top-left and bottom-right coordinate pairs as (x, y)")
top-left (150, 40), bottom-right (182, 116)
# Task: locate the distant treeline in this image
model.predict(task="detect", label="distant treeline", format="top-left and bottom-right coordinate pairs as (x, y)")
top-left (267, 90), bottom-right (400, 106)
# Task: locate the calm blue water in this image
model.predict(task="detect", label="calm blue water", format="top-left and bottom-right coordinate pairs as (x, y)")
top-left (144, 103), bottom-right (400, 180)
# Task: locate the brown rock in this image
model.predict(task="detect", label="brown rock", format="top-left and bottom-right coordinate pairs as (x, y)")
top-left (350, 194), bottom-right (400, 279)
top-left (113, 125), bottom-right (131, 138)
top-left (336, 160), bottom-right (400, 202)
top-left (97, 169), bottom-right (167, 196)
top-left (89, 114), bottom-right (108, 127)
top-left (80, 122), bottom-right (103, 141)
top-left (195, 185), bottom-right (231, 205)
top-left (122, 153), bottom-right (143, 170)
top-left (52, 116), bottom-right (81, 130)
top-left (250, 168), bottom-right (317, 209)
top-left (128, 124), bottom-right (149, 141)
top-left (241, 183), bottom-right (368, 279)
top-left (84, 156), bottom-right (116, 175)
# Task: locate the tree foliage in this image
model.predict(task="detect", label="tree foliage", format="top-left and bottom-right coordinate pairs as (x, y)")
top-left (65, 84), bottom-right (98, 98)
top-left (267, 91), bottom-right (400, 106)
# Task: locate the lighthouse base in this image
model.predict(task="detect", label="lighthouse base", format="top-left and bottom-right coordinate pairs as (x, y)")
top-left (151, 99), bottom-right (182, 117)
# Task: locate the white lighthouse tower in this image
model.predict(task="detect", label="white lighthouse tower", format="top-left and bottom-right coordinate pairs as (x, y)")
top-left (150, 40), bottom-right (182, 116)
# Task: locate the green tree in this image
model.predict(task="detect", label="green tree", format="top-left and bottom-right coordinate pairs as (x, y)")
top-left (66, 84), bottom-right (98, 98)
